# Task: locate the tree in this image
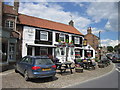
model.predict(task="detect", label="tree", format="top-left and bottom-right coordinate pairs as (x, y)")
top-left (114, 44), bottom-right (120, 54)
top-left (107, 46), bottom-right (113, 52)
top-left (114, 45), bottom-right (118, 52)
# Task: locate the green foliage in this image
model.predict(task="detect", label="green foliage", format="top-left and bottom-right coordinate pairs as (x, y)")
top-left (70, 40), bottom-right (73, 43)
top-left (107, 46), bottom-right (113, 52)
top-left (114, 45), bottom-right (118, 52)
top-left (58, 39), bottom-right (61, 42)
top-left (95, 57), bottom-right (99, 62)
top-left (76, 59), bottom-right (82, 62)
top-left (65, 39), bottom-right (69, 43)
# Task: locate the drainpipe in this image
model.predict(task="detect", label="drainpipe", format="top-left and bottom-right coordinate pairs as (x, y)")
top-left (14, 15), bottom-right (21, 39)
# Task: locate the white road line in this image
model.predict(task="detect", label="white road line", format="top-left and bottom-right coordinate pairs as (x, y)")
top-left (0, 70), bottom-right (14, 76)
top-left (116, 68), bottom-right (120, 72)
top-left (63, 63), bottom-right (116, 88)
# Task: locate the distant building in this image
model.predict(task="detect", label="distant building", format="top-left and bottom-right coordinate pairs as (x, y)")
top-left (84, 27), bottom-right (99, 57)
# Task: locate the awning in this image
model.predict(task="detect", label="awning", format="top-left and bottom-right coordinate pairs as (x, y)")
top-left (27, 43), bottom-right (56, 48)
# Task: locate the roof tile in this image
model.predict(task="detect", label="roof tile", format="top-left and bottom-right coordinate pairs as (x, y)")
top-left (19, 14), bottom-right (83, 35)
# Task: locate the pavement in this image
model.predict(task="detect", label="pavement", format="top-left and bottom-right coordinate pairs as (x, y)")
top-left (1, 62), bottom-right (115, 88)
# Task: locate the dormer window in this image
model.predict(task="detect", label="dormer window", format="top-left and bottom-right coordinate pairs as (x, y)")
top-left (5, 20), bottom-right (14, 29)
top-left (40, 31), bottom-right (48, 41)
top-left (74, 37), bottom-right (80, 44)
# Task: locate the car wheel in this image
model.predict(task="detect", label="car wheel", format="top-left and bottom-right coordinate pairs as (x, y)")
top-left (24, 71), bottom-right (29, 81)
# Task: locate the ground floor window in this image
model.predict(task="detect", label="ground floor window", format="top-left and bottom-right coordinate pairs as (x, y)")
top-left (60, 47), bottom-right (65, 55)
top-left (84, 50), bottom-right (93, 58)
top-left (35, 47), bottom-right (48, 56)
top-left (75, 49), bottom-right (82, 58)
top-left (40, 47), bottom-right (48, 55)
top-left (9, 43), bottom-right (15, 60)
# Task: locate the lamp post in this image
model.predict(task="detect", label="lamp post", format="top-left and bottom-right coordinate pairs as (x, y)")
top-left (99, 31), bottom-right (101, 60)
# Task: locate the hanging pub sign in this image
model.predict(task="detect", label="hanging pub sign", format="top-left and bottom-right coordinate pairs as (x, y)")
top-left (83, 39), bottom-right (87, 46)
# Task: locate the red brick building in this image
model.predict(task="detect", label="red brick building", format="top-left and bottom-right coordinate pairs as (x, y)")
top-left (84, 27), bottom-right (99, 57)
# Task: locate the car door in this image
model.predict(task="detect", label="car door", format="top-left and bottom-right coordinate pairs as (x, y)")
top-left (17, 57), bottom-right (28, 74)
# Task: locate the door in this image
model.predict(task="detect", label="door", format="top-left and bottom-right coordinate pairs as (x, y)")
top-left (17, 57), bottom-right (27, 74)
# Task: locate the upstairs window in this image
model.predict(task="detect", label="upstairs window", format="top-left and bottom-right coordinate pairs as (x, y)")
top-left (59, 34), bottom-right (65, 42)
top-left (40, 31), bottom-right (48, 41)
top-left (5, 20), bottom-right (14, 29)
top-left (74, 37), bottom-right (80, 44)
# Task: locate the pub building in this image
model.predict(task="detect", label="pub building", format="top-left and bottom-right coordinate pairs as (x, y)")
top-left (0, 1), bottom-right (95, 71)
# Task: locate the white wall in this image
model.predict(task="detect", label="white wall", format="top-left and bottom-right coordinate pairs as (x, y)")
top-left (22, 26), bottom-right (35, 57)
top-left (22, 26), bottom-right (95, 61)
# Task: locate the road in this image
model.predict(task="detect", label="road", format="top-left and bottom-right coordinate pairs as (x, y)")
top-left (68, 63), bottom-right (120, 89)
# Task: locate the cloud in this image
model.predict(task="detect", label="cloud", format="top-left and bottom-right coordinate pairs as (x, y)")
top-left (86, 2), bottom-right (118, 31)
top-left (19, 2), bottom-right (92, 34)
top-left (101, 39), bottom-right (118, 47)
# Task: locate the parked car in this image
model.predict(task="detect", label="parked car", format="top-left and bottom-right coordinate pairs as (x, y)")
top-left (15, 56), bottom-right (56, 81)
top-left (106, 53), bottom-right (113, 60)
top-left (111, 54), bottom-right (120, 63)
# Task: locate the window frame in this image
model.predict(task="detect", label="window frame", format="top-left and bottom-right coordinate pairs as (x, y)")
top-left (40, 31), bottom-right (48, 41)
top-left (9, 43), bottom-right (15, 60)
top-left (5, 20), bottom-right (14, 29)
top-left (74, 37), bottom-right (80, 44)
top-left (59, 33), bottom-right (65, 42)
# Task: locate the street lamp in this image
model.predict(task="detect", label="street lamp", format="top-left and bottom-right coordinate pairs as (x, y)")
top-left (99, 31), bottom-right (101, 60)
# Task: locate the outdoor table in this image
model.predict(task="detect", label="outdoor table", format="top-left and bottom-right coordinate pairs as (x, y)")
top-left (55, 62), bottom-right (74, 74)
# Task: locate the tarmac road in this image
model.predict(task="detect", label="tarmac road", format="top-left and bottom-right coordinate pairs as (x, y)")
top-left (68, 63), bottom-right (120, 89)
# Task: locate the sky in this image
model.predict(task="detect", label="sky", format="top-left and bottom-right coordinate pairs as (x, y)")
top-left (5, 0), bottom-right (119, 47)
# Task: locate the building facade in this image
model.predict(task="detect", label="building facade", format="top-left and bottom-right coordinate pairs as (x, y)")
top-left (0, 1), bottom-right (20, 71)
top-left (1, 1), bottom-right (95, 71)
top-left (84, 27), bottom-right (99, 57)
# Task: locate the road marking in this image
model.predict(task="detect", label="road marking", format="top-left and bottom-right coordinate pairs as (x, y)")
top-left (116, 68), bottom-right (120, 72)
top-left (63, 63), bottom-right (116, 88)
top-left (0, 70), bottom-right (14, 76)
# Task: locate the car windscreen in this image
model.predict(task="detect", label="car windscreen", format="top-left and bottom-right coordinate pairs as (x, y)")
top-left (35, 58), bottom-right (54, 65)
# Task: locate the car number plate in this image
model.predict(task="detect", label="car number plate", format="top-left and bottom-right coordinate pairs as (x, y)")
top-left (42, 68), bottom-right (51, 71)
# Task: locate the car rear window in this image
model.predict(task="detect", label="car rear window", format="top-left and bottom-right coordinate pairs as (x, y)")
top-left (35, 58), bottom-right (54, 65)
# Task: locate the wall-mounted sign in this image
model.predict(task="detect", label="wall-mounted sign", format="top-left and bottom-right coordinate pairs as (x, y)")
top-left (83, 39), bottom-right (87, 46)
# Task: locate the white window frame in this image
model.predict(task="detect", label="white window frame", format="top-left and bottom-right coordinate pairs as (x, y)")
top-left (5, 20), bottom-right (14, 29)
top-left (56, 47), bottom-right (60, 56)
top-left (59, 33), bottom-right (65, 42)
top-left (9, 44), bottom-right (15, 60)
top-left (60, 47), bottom-right (65, 56)
top-left (40, 31), bottom-right (48, 41)
top-left (74, 37), bottom-right (80, 44)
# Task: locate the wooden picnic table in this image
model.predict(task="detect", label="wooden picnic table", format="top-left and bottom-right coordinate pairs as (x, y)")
top-left (55, 62), bottom-right (75, 74)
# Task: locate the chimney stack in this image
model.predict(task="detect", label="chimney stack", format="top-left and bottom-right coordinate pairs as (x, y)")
top-left (87, 27), bottom-right (92, 34)
top-left (69, 20), bottom-right (74, 27)
top-left (14, 0), bottom-right (19, 12)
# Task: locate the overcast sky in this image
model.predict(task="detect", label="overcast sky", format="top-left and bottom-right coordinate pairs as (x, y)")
top-left (5, 0), bottom-right (119, 47)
